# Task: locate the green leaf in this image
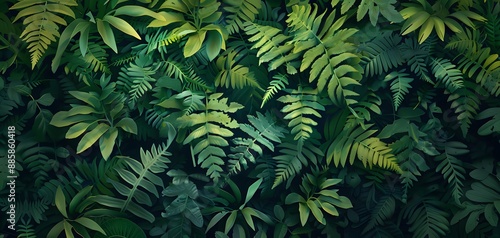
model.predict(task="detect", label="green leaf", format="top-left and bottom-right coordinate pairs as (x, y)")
top-left (96, 19), bottom-right (118, 53)
top-left (104, 15), bottom-right (141, 40)
top-left (55, 186), bottom-right (68, 218)
top-left (77, 123), bottom-right (110, 154)
top-left (115, 118), bottom-right (138, 134)
top-left (74, 217), bottom-right (106, 235)
top-left (184, 30), bottom-right (207, 57)
top-left (37, 93), bottom-right (55, 106)
top-left (99, 127), bottom-right (118, 160)
top-left (307, 200), bottom-right (325, 224)
top-left (298, 202), bottom-right (310, 226)
top-left (225, 210), bottom-right (238, 234)
top-left (242, 178), bottom-right (262, 207)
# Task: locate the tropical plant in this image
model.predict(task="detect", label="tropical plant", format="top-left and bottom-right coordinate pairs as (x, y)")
top-left (3, 0), bottom-right (500, 237)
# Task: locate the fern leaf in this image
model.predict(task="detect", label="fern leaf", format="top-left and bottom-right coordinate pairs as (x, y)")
top-left (445, 28), bottom-right (482, 54)
top-left (223, 0), bottom-right (262, 34)
top-left (431, 58), bottom-right (464, 92)
top-left (157, 59), bottom-right (211, 91)
top-left (177, 93), bottom-right (243, 182)
top-left (360, 32), bottom-right (405, 77)
top-left (402, 37), bottom-right (433, 83)
top-left (384, 70), bottom-right (414, 111)
top-left (476, 107), bottom-right (500, 135)
top-left (363, 195), bottom-right (396, 234)
top-left (446, 80), bottom-right (484, 137)
top-left (228, 112), bottom-right (287, 174)
top-left (273, 139), bottom-right (323, 189)
top-left (278, 87), bottom-right (325, 148)
top-left (215, 48), bottom-right (263, 90)
top-left (287, 4), bottom-right (362, 106)
top-left (65, 40), bottom-right (110, 84)
top-left (456, 47), bottom-right (500, 88)
top-left (10, 0), bottom-right (78, 69)
top-left (106, 143), bottom-right (172, 223)
top-left (484, 2), bottom-right (500, 53)
top-left (403, 198), bottom-right (450, 238)
top-left (17, 218), bottom-right (37, 238)
top-left (435, 141), bottom-right (467, 204)
top-left (243, 22), bottom-right (299, 74)
top-left (261, 73), bottom-right (289, 108)
top-left (117, 55), bottom-right (157, 102)
top-left (326, 124), bottom-right (402, 173)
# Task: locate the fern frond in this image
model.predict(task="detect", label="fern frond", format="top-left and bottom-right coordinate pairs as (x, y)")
top-left (476, 107), bottom-right (500, 135)
top-left (272, 139), bottom-right (323, 189)
top-left (278, 87), bottom-right (325, 149)
top-left (384, 70), bottom-right (414, 111)
top-left (326, 124), bottom-right (402, 173)
top-left (363, 195), bottom-right (396, 234)
top-left (435, 141), bottom-right (467, 204)
top-left (223, 0), bottom-right (262, 34)
top-left (65, 41), bottom-right (110, 84)
top-left (484, 2), bottom-right (500, 52)
top-left (177, 93), bottom-right (243, 182)
top-left (456, 47), bottom-right (500, 88)
top-left (106, 143), bottom-right (172, 223)
top-left (117, 55), bottom-right (157, 102)
top-left (145, 29), bottom-right (182, 56)
top-left (261, 73), bottom-right (289, 108)
top-left (402, 37), bottom-right (433, 83)
top-left (157, 59), bottom-right (211, 91)
top-left (17, 218), bottom-right (37, 237)
top-left (445, 28), bottom-right (482, 54)
top-left (215, 47), bottom-right (263, 90)
top-left (228, 112), bottom-right (287, 174)
top-left (10, 0), bottom-right (77, 69)
top-left (243, 21), bottom-right (299, 74)
top-left (287, 4), bottom-right (362, 106)
top-left (402, 197), bottom-right (450, 238)
top-left (431, 58), bottom-right (464, 92)
top-left (360, 32), bottom-right (405, 77)
top-left (447, 80), bottom-right (483, 137)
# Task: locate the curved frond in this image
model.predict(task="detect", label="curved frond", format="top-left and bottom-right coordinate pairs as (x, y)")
top-left (261, 73), bottom-right (289, 108)
top-left (215, 47), bottom-right (263, 90)
top-left (177, 93), bottom-right (243, 182)
top-left (446, 80), bottom-right (484, 137)
top-left (223, 0), bottom-right (262, 34)
top-left (278, 87), bottom-right (325, 148)
top-left (431, 58), bottom-right (464, 92)
top-left (243, 22), bottom-right (299, 74)
top-left (384, 70), bottom-right (414, 111)
top-left (456, 47), bottom-right (500, 89)
top-left (228, 112), bottom-right (287, 174)
top-left (287, 4), bottom-right (362, 106)
top-left (106, 143), bottom-right (173, 223)
top-left (273, 139), bottom-right (323, 189)
top-left (360, 32), bottom-right (405, 77)
top-left (117, 55), bottom-right (157, 102)
top-left (402, 197), bottom-right (450, 238)
top-left (326, 124), bottom-right (402, 173)
top-left (10, 0), bottom-right (77, 68)
top-left (435, 141), bottom-right (468, 204)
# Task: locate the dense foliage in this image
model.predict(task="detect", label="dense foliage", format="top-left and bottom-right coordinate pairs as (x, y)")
top-left (1, 0), bottom-right (500, 237)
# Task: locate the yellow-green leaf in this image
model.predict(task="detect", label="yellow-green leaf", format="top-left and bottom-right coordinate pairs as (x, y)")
top-left (96, 19), bottom-right (118, 53)
top-left (55, 186), bottom-right (68, 218)
top-left (115, 117), bottom-right (138, 134)
top-left (77, 123), bottom-right (110, 154)
top-left (99, 127), bottom-right (118, 160)
top-left (104, 15), bottom-right (141, 40)
top-left (184, 30), bottom-right (207, 58)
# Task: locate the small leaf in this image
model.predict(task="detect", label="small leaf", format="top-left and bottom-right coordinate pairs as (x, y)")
top-left (243, 178), bottom-right (263, 206)
top-left (225, 210), bottom-right (238, 234)
top-left (115, 118), bottom-right (138, 134)
top-left (38, 93), bottom-right (55, 106)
